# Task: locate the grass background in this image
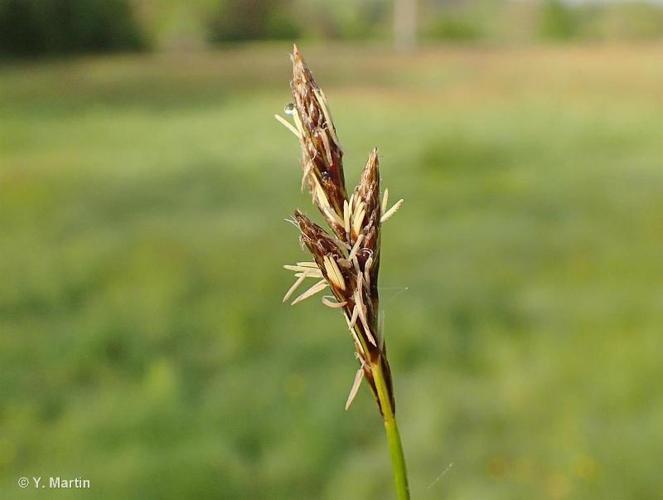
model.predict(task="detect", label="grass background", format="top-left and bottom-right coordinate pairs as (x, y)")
top-left (1, 43), bottom-right (662, 499)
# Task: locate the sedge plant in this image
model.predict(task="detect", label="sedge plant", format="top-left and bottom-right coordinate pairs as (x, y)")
top-left (275, 45), bottom-right (409, 499)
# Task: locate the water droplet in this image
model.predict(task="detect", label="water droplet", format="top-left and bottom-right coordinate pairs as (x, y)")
top-left (284, 103), bottom-right (296, 115)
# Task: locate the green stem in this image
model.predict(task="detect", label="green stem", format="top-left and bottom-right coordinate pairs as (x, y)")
top-left (373, 360), bottom-right (410, 500)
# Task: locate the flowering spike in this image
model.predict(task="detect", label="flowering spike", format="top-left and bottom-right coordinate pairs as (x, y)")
top-left (281, 50), bottom-right (400, 415)
top-left (279, 47), bottom-right (409, 499)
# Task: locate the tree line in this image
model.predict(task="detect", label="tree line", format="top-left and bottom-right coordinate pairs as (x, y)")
top-left (2, 0), bottom-right (663, 57)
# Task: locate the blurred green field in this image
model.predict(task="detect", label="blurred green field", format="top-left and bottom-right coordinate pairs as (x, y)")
top-left (1, 43), bottom-right (663, 499)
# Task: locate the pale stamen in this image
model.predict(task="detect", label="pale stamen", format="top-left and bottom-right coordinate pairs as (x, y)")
top-left (283, 274), bottom-right (307, 302)
top-left (344, 309), bottom-right (365, 355)
top-left (381, 199), bottom-right (404, 223)
top-left (343, 199), bottom-right (351, 237)
top-left (352, 201), bottom-right (366, 237)
top-left (323, 256), bottom-right (346, 291)
top-left (313, 179), bottom-right (344, 227)
top-left (354, 288), bottom-right (377, 346)
top-left (294, 270), bottom-right (323, 278)
top-left (344, 367), bottom-right (364, 410)
top-left (291, 279), bottom-right (328, 305)
top-left (364, 255), bottom-right (374, 288)
top-left (322, 296), bottom-right (347, 308)
top-left (348, 305), bottom-right (359, 329)
top-left (274, 114), bottom-right (301, 138)
top-left (348, 234), bottom-right (365, 262)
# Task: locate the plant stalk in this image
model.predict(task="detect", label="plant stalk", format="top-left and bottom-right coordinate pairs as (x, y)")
top-left (373, 360), bottom-right (410, 500)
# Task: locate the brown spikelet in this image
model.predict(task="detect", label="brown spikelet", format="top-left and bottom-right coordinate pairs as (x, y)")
top-left (291, 44), bottom-right (347, 237)
top-left (354, 149), bottom-right (382, 312)
top-left (293, 211), bottom-right (346, 281)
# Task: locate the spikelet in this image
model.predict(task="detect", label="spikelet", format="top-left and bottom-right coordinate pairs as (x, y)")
top-left (290, 45), bottom-right (347, 237)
